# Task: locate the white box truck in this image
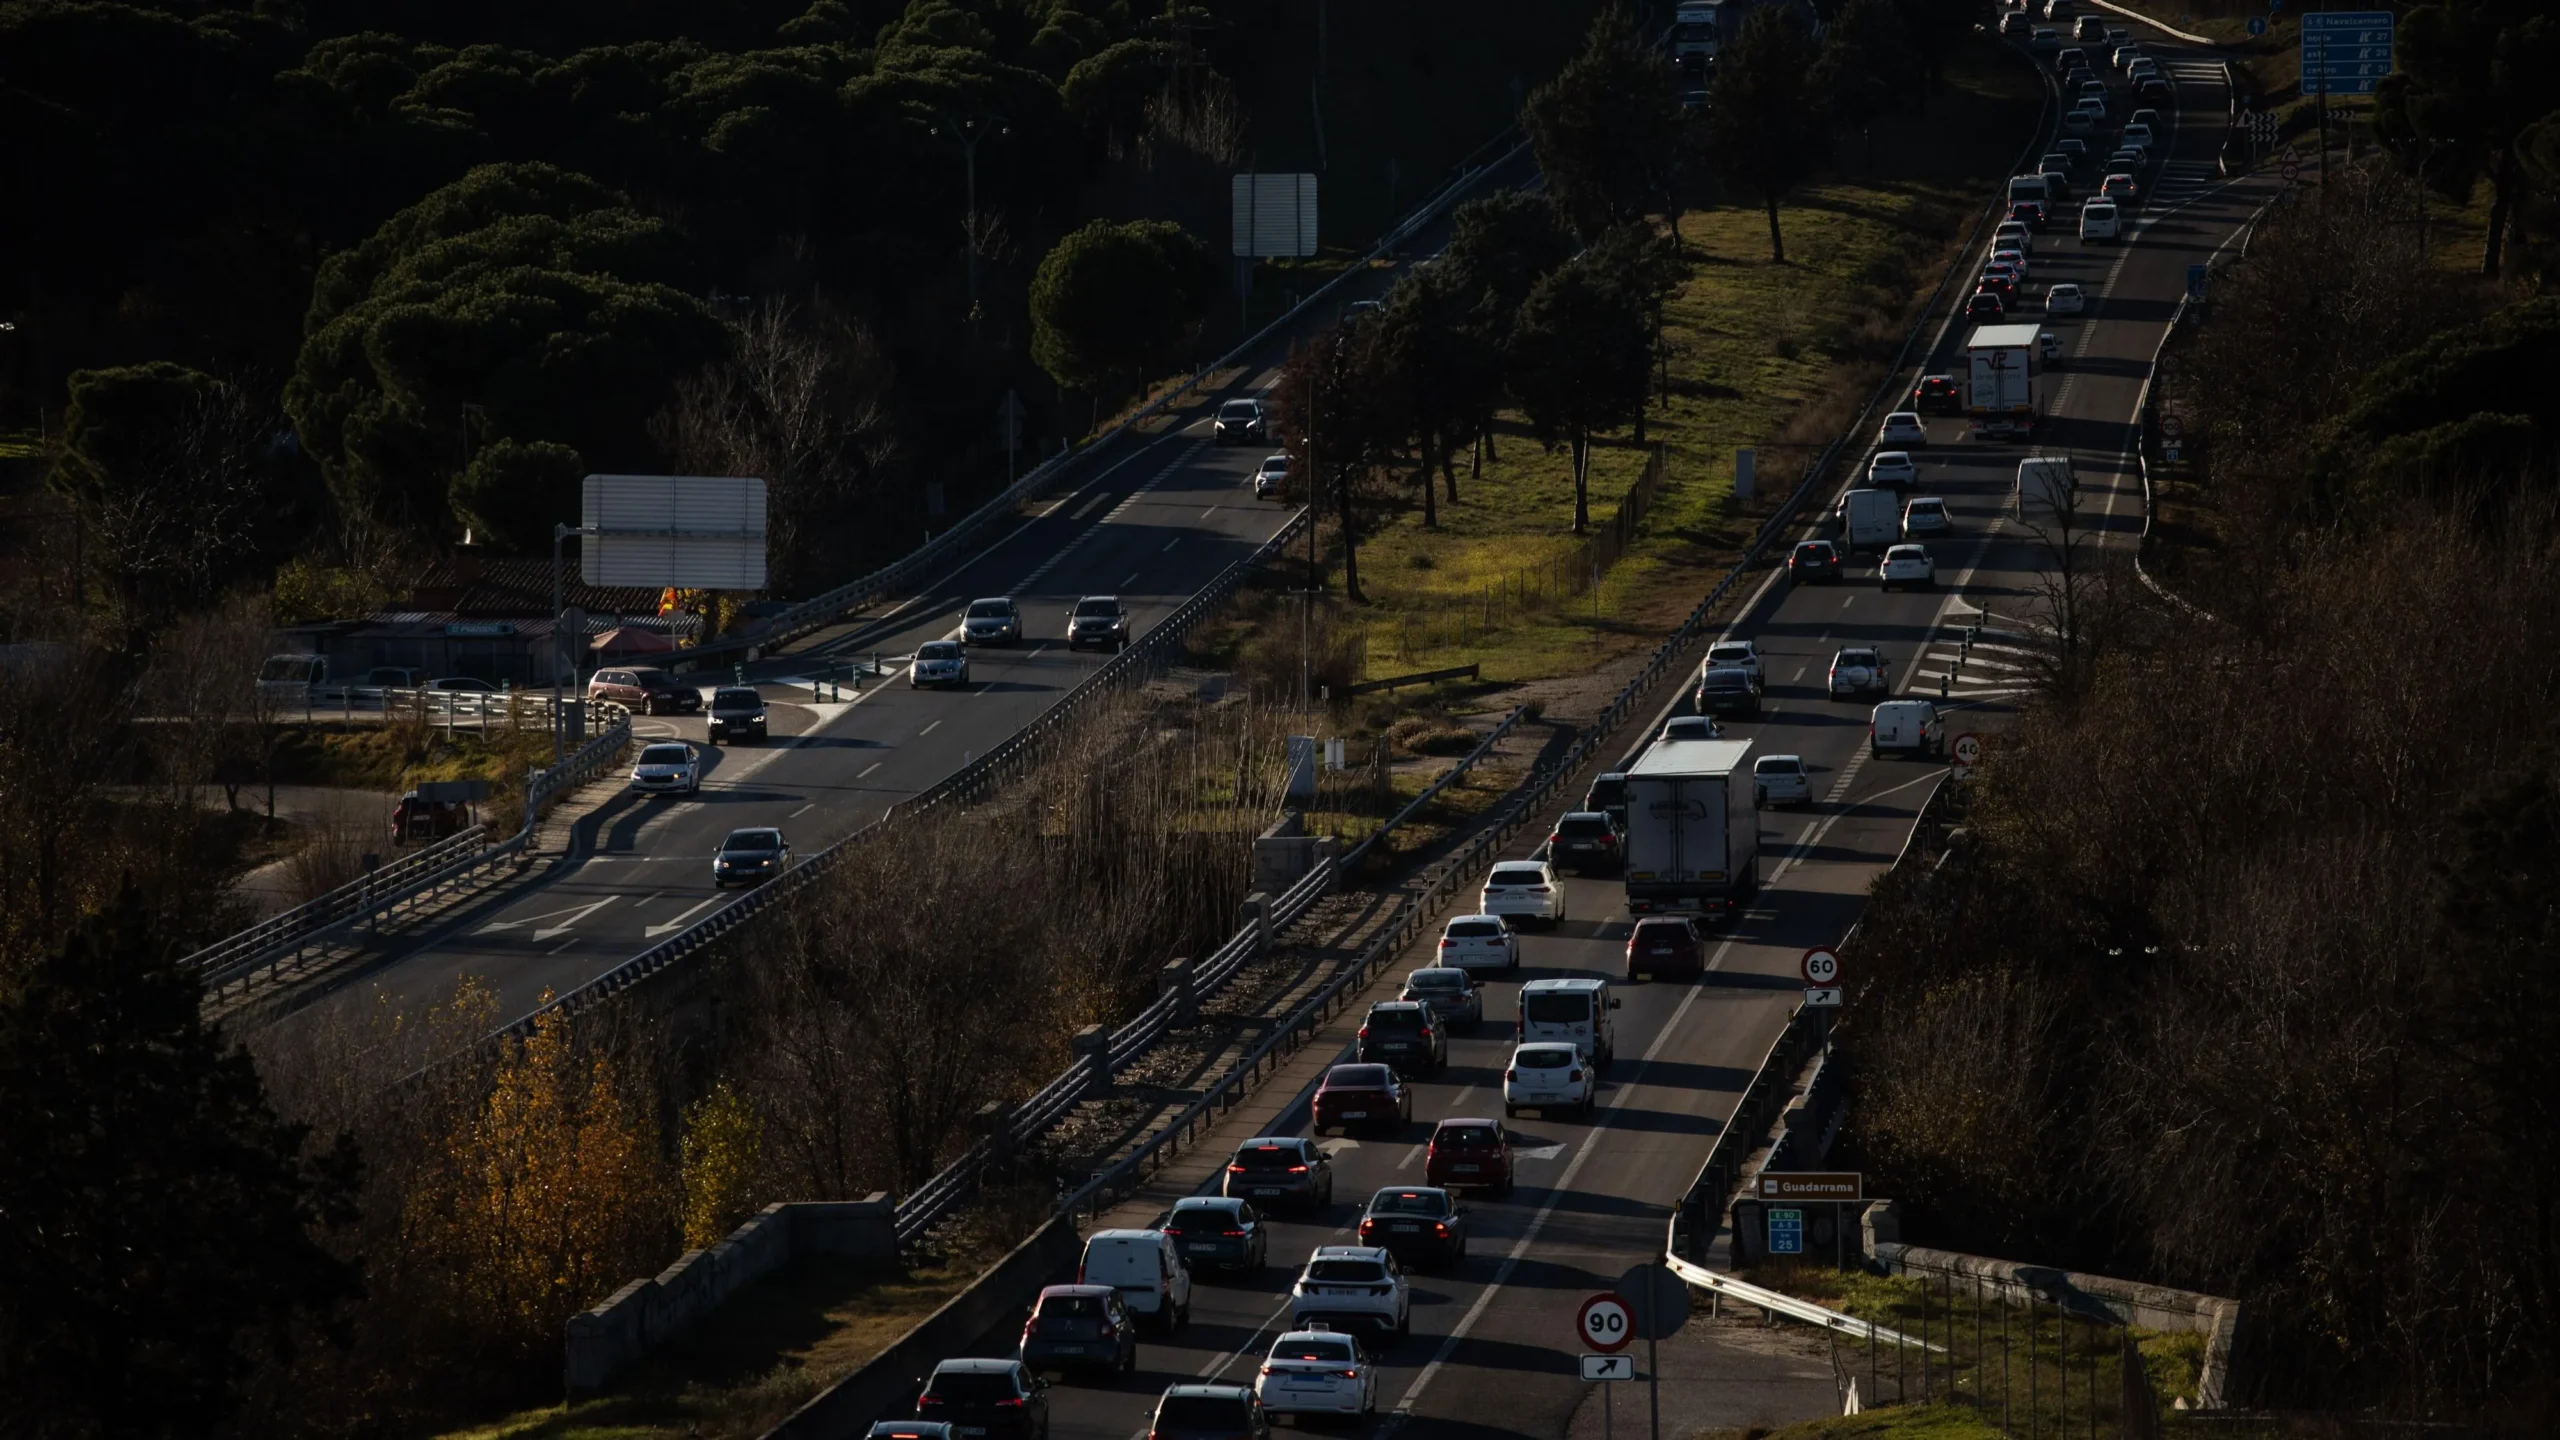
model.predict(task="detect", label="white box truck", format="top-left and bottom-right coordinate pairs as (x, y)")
top-left (1622, 738), bottom-right (1758, 923)
top-left (1965, 322), bottom-right (2044, 441)
top-left (2015, 456), bottom-right (2076, 522)
top-left (1836, 487), bottom-right (1900, 555)
top-left (1674, 0), bottom-right (1721, 61)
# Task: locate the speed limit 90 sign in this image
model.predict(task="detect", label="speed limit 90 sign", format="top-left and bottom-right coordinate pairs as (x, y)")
top-left (1578, 1292), bottom-right (1634, 1353)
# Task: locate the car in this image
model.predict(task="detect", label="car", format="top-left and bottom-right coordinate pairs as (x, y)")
top-left (869, 1422), bottom-right (956, 1440)
top-left (1992, 219), bottom-right (2034, 254)
top-left (586, 666), bottom-right (701, 715)
top-left (1581, 772), bottom-right (1629, 829)
top-left (1224, 1136), bottom-right (1334, 1213)
top-left (2120, 122), bottom-right (2155, 152)
top-left (708, 685), bottom-right (768, 742)
top-left (1991, 246), bottom-right (2031, 280)
top-left (1980, 262), bottom-right (2023, 293)
top-left (1790, 538), bottom-right (1846, 583)
top-left (1902, 496), bottom-right (1953, 539)
top-left (1680, 84), bottom-right (1709, 110)
top-left (427, 675), bottom-right (499, 693)
top-left (2046, 282), bottom-right (2088, 315)
top-left (2039, 150), bottom-right (2073, 179)
top-left (1503, 1042), bottom-right (1594, 1119)
top-left (2029, 26), bottom-right (2059, 53)
top-left (2108, 146), bottom-right (2149, 172)
top-left (1966, 289), bottom-right (2009, 319)
top-left (2009, 199), bottom-right (2048, 229)
top-left (2136, 76), bottom-right (2172, 105)
top-left (2042, 0), bottom-right (2073, 19)
top-left (2111, 42), bottom-right (2142, 69)
top-left (1877, 410), bottom-right (1929, 448)
top-left (910, 639), bottom-right (970, 688)
top-left (1828, 647), bottom-right (1889, 699)
top-left (1165, 1196), bottom-right (1269, 1275)
top-left (1479, 859), bottom-right (1565, 930)
top-left (1878, 543), bottom-right (1937, 591)
top-left (1254, 1330), bottom-right (1376, 1420)
top-left (1400, 966), bottom-right (1484, 1031)
top-left (2057, 137), bottom-right (2090, 168)
top-left (962, 596), bottom-right (1021, 645)
top-left (389, 789), bottom-right (471, 844)
top-left (2101, 173), bottom-right (2138, 205)
top-left (1357, 1187), bottom-right (1470, 1267)
top-left (1625, 914), bottom-right (1706, 982)
top-left (2126, 57), bottom-right (2158, 82)
top-left (1705, 639), bottom-right (1766, 689)
top-left (629, 741), bottom-right (701, 797)
top-left (1545, 812), bottom-right (1624, 876)
top-left (1080, 1228), bottom-right (1192, 1332)
top-left (1214, 397), bottom-right (1268, 446)
top-left (1695, 666), bottom-right (1761, 718)
top-left (1065, 595), bottom-right (1129, 651)
top-left (2080, 200), bottom-right (2120, 241)
top-left (2128, 106), bottom-right (2161, 133)
top-left (1659, 714), bottom-right (1721, 741)
top-left (364, 665), bottom-right (426, 688)
top-left (915, 1360), bottom-right (1049, 1440)
top-left (2039, 330), bottom-right (2064, 363)
top-left (1867, 451), bottom-right (1919, 490)
top-left (1910, 374), bottom-right (1963, 414)
top-left (712, 826), bottom-right (790, 887)
top-left (1357, 1001), bottom-right (1448, 1076)
top-left (1018, 1284), bottom-right (1139, 1379)
top-left (1753, 753), bottom-right (1812, 808)
top-left (2068, 98), bottom-right (2107, 127)
top-left (2062, 109), bottom-right (2096, 137)
top-left (2074, 14), bottom-right (2106, 39)
top-left (1152, 1386), bottom-right (1272, 1440)
top-left (1436, 912), bottom-right (1522, 970)
top-left (1313, 1063), bottom-right (1411, 1135)
top-left (1289, 1247), bottom-right (1409, 1340)
top-left (1253, 453), bottom-right (1289, 499)
top-left (1424, 1118), bottom-right (1514, 1194)
top-left (1518, 975), bottom-right (1619, 1071)
top-left (2077, 77), bottom-right (2107, 103)
top-left (1998, 10), bottom-right (2029, 35)
top-left (1871, 699), bottom-right (1948, 760)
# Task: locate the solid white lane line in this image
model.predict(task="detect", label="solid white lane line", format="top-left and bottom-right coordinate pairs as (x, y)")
top-left (919, 720), bottom-right (940, 736)
top-left (1163, 538), bottom-right (1180, 552)
top-left (858, 761), bottom-right (883, 779)
top-left (790, 802), bottom-right (815, 817)
top-left (643, 896), bottom-right (722, 937)
top-left (1122, 570), bottom-right (1142, 588)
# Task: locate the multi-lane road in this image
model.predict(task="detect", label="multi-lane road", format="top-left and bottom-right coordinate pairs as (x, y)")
top-left (899, 24), bottom-right (2271, 1440)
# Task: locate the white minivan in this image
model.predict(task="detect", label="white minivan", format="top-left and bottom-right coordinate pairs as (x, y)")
top-left (1517, 977), bottom-right (1620, 1072)
top-left (1870, 700), bottom-right (1947, 760)
top-left (2080, 199), bottom-right (2119, 241)
top-left (1080, 1229), bottom-right (1193, 1332)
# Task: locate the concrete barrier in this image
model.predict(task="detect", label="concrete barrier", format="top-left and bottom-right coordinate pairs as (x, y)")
top-left (763, 1215), bottom-right (1086, 1440)
top-left (566, 1196), bottom-right (897, 1395)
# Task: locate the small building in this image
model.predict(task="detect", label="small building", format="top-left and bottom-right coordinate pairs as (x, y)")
top-left (276, 555), bottom-right (699, 687)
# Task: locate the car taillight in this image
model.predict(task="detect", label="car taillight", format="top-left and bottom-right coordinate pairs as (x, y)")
top-left (996, 1397), bottom-right (1026, 1408)
top-left (1504, 1067), bottom-right (1516, 1080)
top-left (1438, 938), bottom-right (1454, 948)
top-left (1526, 884), bottom-right (1550, 892)
top-left (1229, 1163), bottom-right (1247, 1172)
top-left (1568, 1070), bottom-right (1583, 1082)
top-left (1358, 1025), bottom-right (1369, 1038)
top-left (1341, 1369), bottom-right (1362, 1379)
top-left (918, 1395), bottom-right (942, 1408)
top-left (1547, 832), bottom-right (1562, 845)
top-left (1289, 1163), bottom-right (1309, 1173)
top-left (1359, 1218), bottom-right (1375, 1234)
top-left (1433, 1222), bottom-right (1449, 1236)
top-left (1260, 1365), bottom-right (1275, 1376)
top-left (1224, 1228), bottom-right (1246, 1237)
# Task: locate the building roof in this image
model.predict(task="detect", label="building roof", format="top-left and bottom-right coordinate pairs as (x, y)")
top-left (407, 554), bottom-right (666, 619)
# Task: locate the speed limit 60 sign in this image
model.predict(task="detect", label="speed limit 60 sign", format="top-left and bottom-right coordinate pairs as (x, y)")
top-left (1577, 1292), bottom-right (1634, 1353)
top-left (1800, 947), bottom-right (1841, 986)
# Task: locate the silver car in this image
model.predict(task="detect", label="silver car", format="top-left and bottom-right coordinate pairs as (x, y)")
top-left (1829, 647), bottom-right (1889, 698)
top-left (1753, 754), bottom-right (1812, 808)
top-left (910, 640), bottom-right (969, 688)
top-left (629, 742), bottom-right (700, 797)
top-left (1399, 967), bottom-right (1484, 1031)
top-left (961, 597), bottom-right (1020, 645)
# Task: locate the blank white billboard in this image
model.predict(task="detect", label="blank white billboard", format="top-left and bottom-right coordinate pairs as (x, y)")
top-left (581, 475), bottom-right (769, 590)
top-left (1231, 173), bottom-right (1319, 258)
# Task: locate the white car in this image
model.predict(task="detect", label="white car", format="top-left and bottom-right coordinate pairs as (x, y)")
top-left (2111, 42), bottom-right (2141, 69)
top-left (1289, 1247), bottom-right (1409, 1339)
top-left (1503, 1042), bottom-right (1595, 1119)
top-left (629, 742), bottom-right (701, 797)
top-left (2039, 330), bottom-right (2064, 363)
top-left (1659, 714), bottom-right (1721, 742)
top-left (1829, 647), bottom-right (1889, 698)
top-left (961, 596), bottom-right (1020, 644)
top-left (1993, 220), bottom-right (2034, 254)
top-left (1990, 246), bottom-right (2030, 279)
top-left (2120, 122), bottom-right (2155, 152)
top-left (1704, 639), bottom-right (1765, 690)
top-left (2046, 283), bottom-right (2087, 315)
top-left (1254, 453), bottom-right (1289, 499)
top-left (1752, 754), bottom-right (1812, 808)
top-left (1902, 496), bottom-right (1952, 538)
top-left (1479, 860), bottom-right (1565, 928)
top-left (909, 640), bottom-right (969, 687)
top-left (1256, 1328), bottom-right (1376, 1418)
top-left (1878, 543), bottom-right (1937, 591)
top-left (1876, 411), bottom-right (1929, 449)
top-left (1867, 451), bottom-right (1919, 490)
top-left (1435, 914), bottom-right (1520, 973)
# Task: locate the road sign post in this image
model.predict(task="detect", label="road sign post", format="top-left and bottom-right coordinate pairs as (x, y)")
top-left (1618, 1263), bottom-right (1690, 1440)
top-left (1952, 731), bottom-right (1982, 779)
top-left (1578, 1293), bottom-right (1634, 1353)
top-left (1768, 1207), bottom-right (1805, 1255)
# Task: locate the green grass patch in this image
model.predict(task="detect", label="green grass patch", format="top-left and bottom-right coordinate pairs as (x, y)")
top-left (1698, 1405), bottom-right (2006, 1440)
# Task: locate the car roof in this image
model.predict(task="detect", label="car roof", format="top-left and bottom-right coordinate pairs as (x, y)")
top-left (1089, 1227), bottom-right (1169, 1242)
top-left (1435, 1115), bottom-right (1498, 1128)
top-left (1310, 1246), bottom-right (1391, 1261)
top-left (1040, 1283), bottom-right (1117, 1297)
top-left (1520, 976), bottom-right (1605, 993)
top-left (1161, 1384), bottom-right (1256, 1400)
top-left (970, 595), bottom-right (1014, 605)
top-left (1174, 1195), bottom-right (1245, 1211)
top-left (1239, 1134), bottom-right (1304, 1149)
top-left (722, 827), bottom-right (783, 842)
top-left (1369, 999), bottom-right (1426, 1012)
top-left (932, 1357), bottom-right (1019, 1374)
top-left (1077, 594), bottom-right (1120, 604)
top-left (1755, 753), bottom-right (1805, 767)
top-left (1557, 810), bottom-right (1612, 821)
top-left (1367, 1186), bottom-right (1450, 1204)
top-left (1408, 964), bottom-right (1471, 977)
top-left (1449, 911), bottom-right (1504, 923)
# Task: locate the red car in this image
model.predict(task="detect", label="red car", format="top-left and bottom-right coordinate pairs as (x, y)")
top-left (1909, 374), bottom-right (1962, 415)
top-left (2008, 199), bottom-right (2049, 230)
top-left (1312, 1063), bottom-right (1411, 1136)
top-left (1424, 1118), bottom-right (1514, 1195)
top-left (1789, 539), bottom-right (1844, 584)
top-left (1626, 915), bottom-right (1706, 982)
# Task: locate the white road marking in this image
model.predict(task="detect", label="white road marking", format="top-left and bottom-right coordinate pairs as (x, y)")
top-left (1122, 570), bottom-right (1142, 587)
top-left (1163, 538), bottom-right (1181, 552)
top-left (643, 896), bottom-right (722, 937)
top-left (858, 761), bottom-right (883, 779)
top-left (475, 894), bottom-right (621, 939)
top-left (789, 802), bottom-right (815, 817)
top-left (919, 720), bottom-right (940, 736)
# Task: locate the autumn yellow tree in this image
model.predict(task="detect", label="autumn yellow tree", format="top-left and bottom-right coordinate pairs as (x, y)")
top-left (681, 1080), bottom-right (763, 1250)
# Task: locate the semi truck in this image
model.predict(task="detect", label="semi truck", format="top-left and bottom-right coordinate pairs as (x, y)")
top-left (1965, 322), bottom-right (2044, 441)
top-left (1622, 737), bottom-right (1759, 923)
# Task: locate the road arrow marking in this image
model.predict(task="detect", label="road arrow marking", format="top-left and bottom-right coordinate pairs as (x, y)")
top-left (476, 895), bottom-right (622, 938)
top-left (644, 896), bottom-right (723, 937)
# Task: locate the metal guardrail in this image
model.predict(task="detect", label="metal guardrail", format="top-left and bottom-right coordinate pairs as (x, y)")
top-left (186, 825), bottom-right (491, 979)
top-left (1341, 663), bottom-right (1479, 696)
top-left (269, 681), bottom-right (611, 734)
top-left (1341, 706), bottom-right (1528, 869)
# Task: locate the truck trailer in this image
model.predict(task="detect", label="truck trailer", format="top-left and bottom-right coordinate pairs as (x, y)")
top-left (1965, 322), bottom-right (2045, 441)
top-left (1621, 737), bottom-right (1759, 922)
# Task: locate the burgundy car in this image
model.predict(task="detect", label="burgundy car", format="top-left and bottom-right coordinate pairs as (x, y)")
top-left (1424, 1118), bottom-right (1514, 1194)
top-left (1790, 539), bottom-right (1845, 584)
top-left (1312, 1064), bottom-right (1410, 1136)
top-left (1625, 915), bottom-right (1706, 982)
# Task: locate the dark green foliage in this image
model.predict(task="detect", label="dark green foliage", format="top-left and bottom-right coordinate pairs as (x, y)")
top-left (0, 891), bottom-right (364, 1438)
top-left (2373, 0), bottom-right (2560, 276)
top-left (1812, 0), bottom-right (1912, 138)
top-left (1372, 263), bottom-right (1493, 524)
top-left (1027, 218), bottom-right (1219, 400)
top-left (1520, 6), bottom-right (1684, 241)
top-left (1061, 37), bottom-right (1178, 149)
top-left (2342, 296), bottom-right (2560, 443)
top-left (1440, 191), bottom-right (1577, 335)
top-left (1506, 252), bottom-right (1650, 533)
top-left (1700, 7), bottom-right (1830, 262)
top-left (450, 437), bottom-right (589, 552)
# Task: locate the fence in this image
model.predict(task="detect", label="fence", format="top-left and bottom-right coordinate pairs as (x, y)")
top-left (270, 681), bottom-right (616, 738)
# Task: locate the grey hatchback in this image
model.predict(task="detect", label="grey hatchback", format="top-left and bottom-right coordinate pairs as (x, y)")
top-left (1398, 967), bottom-right (1483, 1031)
top-left (1165, 1196), bottom-right (1268, 1275)
top-left (1223, 1135), bottom-right (1334, 1214)
top-left (1019, 1284), bottom-right (1138, 1380)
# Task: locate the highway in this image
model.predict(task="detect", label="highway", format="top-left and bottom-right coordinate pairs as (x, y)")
top-left (895, 24), bottom-right (2272, 1440)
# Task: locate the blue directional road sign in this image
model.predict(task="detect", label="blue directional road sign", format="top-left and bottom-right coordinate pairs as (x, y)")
top-left (2187, 263), bottom-right (2209, 299)
top-left (1768, 1207), bottom-right (1805, 1255)
top-left (2247, 15), bottom-right (2266, 36)
top-left (2300, 12), bottom-right (2393, 97)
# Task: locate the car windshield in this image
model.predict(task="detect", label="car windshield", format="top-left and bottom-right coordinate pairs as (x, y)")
top-left (1366, 1007), bottom-right (1426, 1032)
top-left (1912, 500), bottom-right (1944, 515)
top-left (1709, 645), bottom-right (1751, 663)
top-left (1522, 994), bottom-right (1590, 1024)
top-left (1447, 919), bottom-right (1504, 937)
top-left (1305, 1259), bottom-right (1387, 1283)
top-left (1488, 867), bottom-right (1545, 886)
top-left (967, 601), bottom-right (1012, 618)
top-left (1158, 1396), bottom-right (1252, 1429)
top-left (639, 745), bottom-right (690, 765)
top-left (1437, 1125), bottom-right (1498, 1147)
top-left (1167, 1206), bottom-right (1242, 1233)
top-left (1702, 671), bottom-right (1749, 690)
top-left (1517, 1046), bottom-right (1578, 1069)
top-left (919, 642), bottom-right (962, 659)
top-left (1368, 1191), bottom-right (1449, 1216)
top-left (723, 830), bottom-right (782, 852)
top-left (712, 688), bottom-right (759, 708)
top-left (1219, 401), bottom-right (1258, 419)
top-left (1555, 817), bottom-right (1612, 839)
top-left (1273, 1338), bottom-right (1355, 1364)
top-left (925, 1371), bottom-right (1018, 1401)
top-left (1234, 1145), bottom-right (1301, 1170)
top-left (1756, 757), bottom-right (1805, 775)
top-left (1326, 1065), bottom-right (1392, 1089)
top-left (1074, 599), bottom-right (1117, 617)
top-left (1406, 969), bottom-right (1465, 992)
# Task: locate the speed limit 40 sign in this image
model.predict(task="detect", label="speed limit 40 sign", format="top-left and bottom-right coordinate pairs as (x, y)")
top-left (1577, 1292), bottom-right (1634, 1353)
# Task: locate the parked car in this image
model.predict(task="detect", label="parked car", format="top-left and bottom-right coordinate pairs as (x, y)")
top-left (1357, 1187), bottom-right (1470, 1268)
top-left (629, 742), bottom-right (701, 797)
top-left (1902, 496), bottom-right (1953, 539)
top-left (915, 1360), bottom-right (1049, 1440)
top-left (1546, 812), bottom-right (1624, 875)
top-left (1625, 915), bottom-right (1707, 982)
top-left (1753, 754), bottom-right (1812, 808)
top-left (1019, 1285), bottom-right (1139, 1380)
top-left (1790, 538), bottom-right (1846, 583)
top-left (1705, 640), bottom-right (1766, 690)
top-left (1151, 1386), bottom-right (1270, 1440)
top-left (1288, 1247), bottom-right (1409, 1340)
top-left (1066, 595), bottom-right (1130, 652)
top-left (1424, 1118), bottom-right (1514, 1195)
top-left (1079, 1228), bottom-right (1192, 1332)
top-left (711, 826), bottom-right (791, 887)
top-left (1879, 543), bottom-right (1938, 591)
top-left (1214, 398), bottom-right (1268, 445)
top-left (1399, 966), bottom-right (1484, 1031)
top-left (364, 665), bottom-right (425, 688)
top-left (1223, 1135), bottom-right (1334, 1213)
top-left (427, 675), bottom-right (498, 693)
top-left (1254, 1330), bottom-right (1375, 1421)
top-left (1436, 913), bottom-right (1521, 971)
top-left (1910, 374), bottom-right (1963, 414)
top-left (1503, 1042), bottom-right (1595, 1119)
top-left (1828, 647), bottom-right (1890, 699)
top-left (962, 596), bottom-right (1022, 645)
top-left (1165, 1196), bottom-right (1268, 1276)
top-left (1695, 666), bottom-right (1761, 718)
top-left (910, 640), bottom-right (970, 688)
top-left (1312, 1064), bottom-right (1412, 1136)
top-left (587, 666), bottom-right (700, 715)
top-left (1254, 454), bottom-right (1289, 499)
top-left (708, 686), bottom-right (768, 742)
top-left (1871, 699), bottom-right (1948, 760)
top-left (1876, 410), bottom-right (1929, 448)
top-left (1356, 1001), bottom-right (1448, 1076)
top-left (1478, 860), bottom-right (1565, 930)
top-left (389, 789), bottom-right (470, 844)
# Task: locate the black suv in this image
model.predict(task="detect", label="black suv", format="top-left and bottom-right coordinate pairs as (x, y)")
top-left (1695, 667), bottom-right (1762, 718)
top-left (1582, 771), bottom-right (1628, 830)
top-left (1356, 1001), bottom-right (1447, 1076)
top-left (917, 1359), bottom-right (1049, 1440)
top-left (1066, 596), bottom-right (1130, 652)
top-left (1548, 811), bottom-right (1625, 875)
top-left (708, 685), bottom-right (767, 742)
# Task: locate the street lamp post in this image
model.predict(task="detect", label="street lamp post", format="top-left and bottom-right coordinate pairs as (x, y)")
top-left (931, 115), bottom-right (1008, 336)
top-left (552, 521), bottom-right (596, 764)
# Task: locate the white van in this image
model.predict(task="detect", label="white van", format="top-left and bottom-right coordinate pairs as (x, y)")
top-left (2080, 199), bottom-right (2119, 242)
top-left (2006, 174), bottom-right (2051, 206)
top-left (1517, 977), bottom-right (1620, 1072)
top-left (2015, 456), bottom-right (2076, 522)
top-left (1870, 700), bottom-right (1947, 760)
top-left (1079, 1229), bottom-right (1193, 1332)
top-left (1836, 487), bottom-right (1901, 554)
